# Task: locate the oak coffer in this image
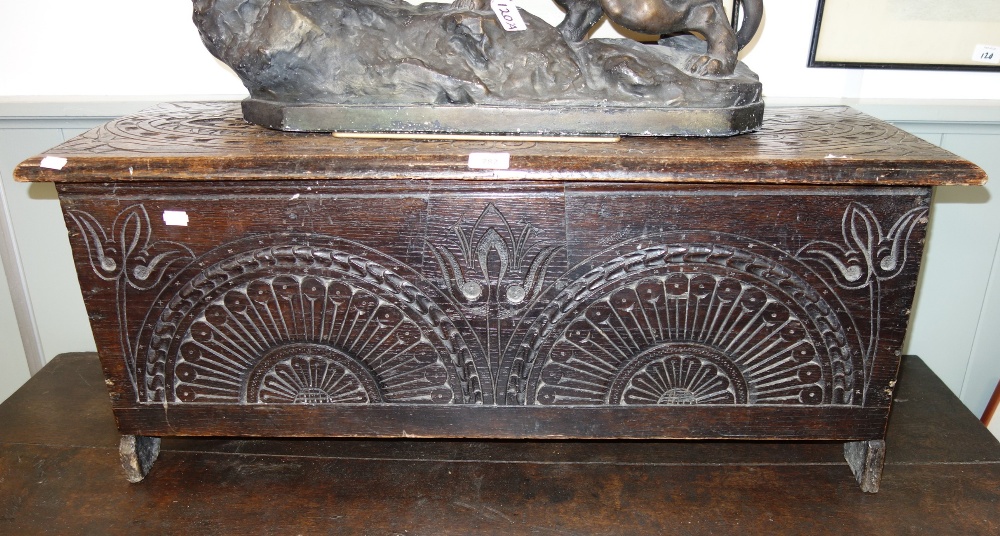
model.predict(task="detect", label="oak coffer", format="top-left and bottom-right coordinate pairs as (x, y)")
top-left (14, 103), bottom-right (987, 492)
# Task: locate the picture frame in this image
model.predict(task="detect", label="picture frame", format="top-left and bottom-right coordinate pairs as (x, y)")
top-left (984, 379), bottom-right (1000, 427)
top-left (808, 0), bottom-right (1000, 71)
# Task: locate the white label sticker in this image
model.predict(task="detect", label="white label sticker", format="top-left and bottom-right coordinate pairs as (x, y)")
top-left (163, 210), bottom-right (189, 227)
top-left (40, 156), bottom-right (68, 170)
top-left (468, 152), bottom-right (511, 170)
top-left (972, 44), bottom-right (999, 64)
top-left (491, 0), bottom-right (527, 32)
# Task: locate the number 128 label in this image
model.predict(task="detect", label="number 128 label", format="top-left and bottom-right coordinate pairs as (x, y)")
top-left (972, 44), bottom-right (999, 65)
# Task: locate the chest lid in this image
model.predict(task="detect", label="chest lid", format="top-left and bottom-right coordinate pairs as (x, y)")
top-left (14, 102), bottom-right (987, 186)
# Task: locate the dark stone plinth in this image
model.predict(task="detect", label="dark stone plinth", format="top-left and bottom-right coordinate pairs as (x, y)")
top-left (242, 99), bottom-right (764, 136)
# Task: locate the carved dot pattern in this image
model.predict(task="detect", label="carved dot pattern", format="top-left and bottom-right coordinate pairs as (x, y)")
top-left (142, 240), bottom-right (477, 405)
top-left (522, 243), bottom-right (856, 406)
top-left (171, 276), bottom-right (453, 404)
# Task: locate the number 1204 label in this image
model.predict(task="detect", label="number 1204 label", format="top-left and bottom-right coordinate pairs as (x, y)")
top-left (491, 0), bottom-right (527, 32)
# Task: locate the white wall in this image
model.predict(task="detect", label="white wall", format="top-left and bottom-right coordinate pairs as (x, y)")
top-left (0, 127), bottom-right (99, 366)
top-left (0, 1), bottom-right (245, 97)
top-left (896, 126), bottom-right (1000, 424)
top-left (0, 237), bottom-right (30, 403)
top-left (741, 2), bottom-right (1000, 101)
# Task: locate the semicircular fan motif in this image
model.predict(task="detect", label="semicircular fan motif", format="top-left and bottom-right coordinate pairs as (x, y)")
top-left (141, 240), bottom-right (482, 405)
top-left (245, 344), bottom-right (379, 404)
top-left (521, 243), bottom-right (856, 406)
top-left (625, 357), bottom-right (728, 405)
top-left (611, 344), bottom-right (749, 405)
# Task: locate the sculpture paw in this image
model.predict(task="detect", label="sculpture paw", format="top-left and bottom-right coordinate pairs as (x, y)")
top-left (688, 55), bottom-right (735, 77)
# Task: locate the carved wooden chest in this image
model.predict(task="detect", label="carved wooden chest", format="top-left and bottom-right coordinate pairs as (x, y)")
top-left (15, 104), bottom-right (986, 492)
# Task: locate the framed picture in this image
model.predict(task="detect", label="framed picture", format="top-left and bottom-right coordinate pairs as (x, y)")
top-left (809, 0), bottom-right (1000, 71)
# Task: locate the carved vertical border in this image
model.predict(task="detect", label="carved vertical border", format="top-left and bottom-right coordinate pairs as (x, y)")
top-left (424, 202), bottom-right (564, 400)
top-left (796, 201), bottom-right (929, 399)
top-left (65, 204), bottom-right (194, 395)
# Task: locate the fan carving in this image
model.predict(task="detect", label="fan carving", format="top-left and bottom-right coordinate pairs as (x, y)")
top-left (512, 243), bottom-right (856, 406)
top-left (244, 344), bottom-right (381, 404)
top-left (140, 237), bottom-right (482, 405)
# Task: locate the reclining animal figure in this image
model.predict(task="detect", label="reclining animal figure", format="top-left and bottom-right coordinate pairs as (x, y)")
top-left (555, 0), bottom-right (763, 76)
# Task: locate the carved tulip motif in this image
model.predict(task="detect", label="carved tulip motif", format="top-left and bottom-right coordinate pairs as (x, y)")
top-left (797, 202), bottom-right (927, 290)
top-left (797, 202), bottom-right (928, 394)
top-left (67, 204), bottom-right (194, 386)
top-left (428, 203), bottom-right (562, 310)
top-left (67, 204), bottom-right (193, 291)
top-left (427, 203), bottom-right (563, 391)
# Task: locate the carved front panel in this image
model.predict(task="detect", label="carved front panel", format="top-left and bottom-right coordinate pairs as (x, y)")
top-left (141, 236), bottom-right (480, 405)
top-left (60, 183), bottom-right (928, 412)
top-left (516, 242), bottom-right (854, 407)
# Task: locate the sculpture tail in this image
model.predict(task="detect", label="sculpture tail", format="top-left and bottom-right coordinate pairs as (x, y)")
top-left (733, 0), bottom-right (763, 51)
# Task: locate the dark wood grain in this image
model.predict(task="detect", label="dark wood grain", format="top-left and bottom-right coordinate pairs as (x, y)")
top-left (12, 103), bottom-right (987, 186)
top-left (887, 357), bottom-right (1000, 464)
top-left (48, 181), bottom-right (926, 444)
top-left (108, 404), bottom-right (892, 439)
top-left (11, 105), bottom-right (983, 490)
top-left (1, 354), bottom-right (998, 534)
top-left (0, 352), bottom-right (115, 448)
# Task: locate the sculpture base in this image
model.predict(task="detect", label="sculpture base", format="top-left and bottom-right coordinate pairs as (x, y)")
top-left (242, 99), bottom-right (764, 137)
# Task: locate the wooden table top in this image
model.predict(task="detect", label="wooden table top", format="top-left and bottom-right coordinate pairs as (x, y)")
top-left (14, 103), bottom-right (987, 186)
top-left (0, 353), bottom-right (997, 534)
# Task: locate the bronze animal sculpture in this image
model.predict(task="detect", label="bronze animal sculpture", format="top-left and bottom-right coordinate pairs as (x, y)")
top-left (555, 0), bottom-right (763, 76)
top-left (191, 0), bottom-right (765, 135)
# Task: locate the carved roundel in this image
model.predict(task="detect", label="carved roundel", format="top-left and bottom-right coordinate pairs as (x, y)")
top-left (518, 242), bottom-right (856, 406)
top-left (140, 235), bottom-right (483, 405)
top-left (243, 343), bottom-right (381, 404)
top-left (609, 343), bottom-right (749, 405)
